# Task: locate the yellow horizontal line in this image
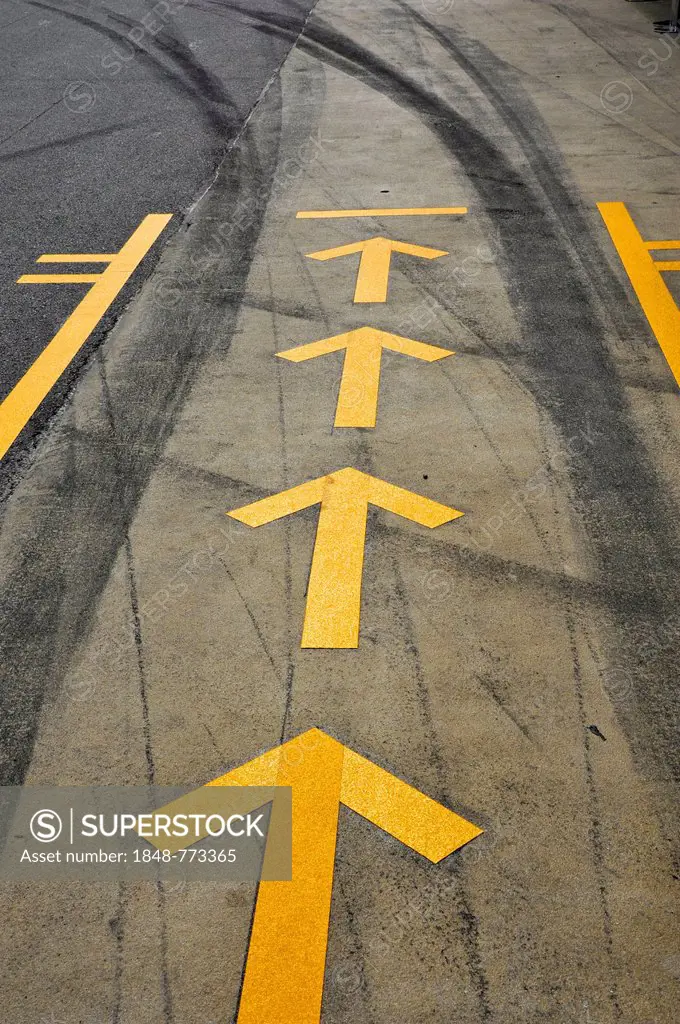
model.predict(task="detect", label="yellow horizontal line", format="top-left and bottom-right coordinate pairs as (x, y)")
top-left (296, 207), bottom-right (468, 219)
top-left (645, 241), bottom-right (680, 250)
top-left (17, 274), bottom-right (102, 284)
top-left (655, 261), bottom-right (680, 271)
top-left (37, 254), bottom-right (115, 263)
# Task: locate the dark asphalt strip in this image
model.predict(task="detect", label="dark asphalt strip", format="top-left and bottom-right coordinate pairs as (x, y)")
top-left (0, 77), bottom-right (286, 788)
top-left (0, 0), bottom-right (315, 490)
top-left (26, 0), bottom-right (240, 133)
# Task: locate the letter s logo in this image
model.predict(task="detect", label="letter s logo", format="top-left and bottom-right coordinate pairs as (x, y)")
top-left (29, 809), bottom-right (63, 843)
top-left (62, 81), bottom-right (96, 114)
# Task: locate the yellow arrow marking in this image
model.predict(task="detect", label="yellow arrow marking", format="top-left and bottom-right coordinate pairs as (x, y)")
top-left (184, 728), bottom-right (481, 1024)
top-left (277, 327), bottom-right (454, 428)
top-left (306, 236), bottom-right (448, 302)
top-left (228, 468), bottom-right (463, 648)
top-left (598, 202), bottom-right (680, 386)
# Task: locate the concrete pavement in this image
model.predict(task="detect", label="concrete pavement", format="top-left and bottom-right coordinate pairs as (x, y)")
top-left (1, 0), bottom-right (679, 1021)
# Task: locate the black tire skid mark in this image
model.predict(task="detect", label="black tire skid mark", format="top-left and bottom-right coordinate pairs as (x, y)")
top-left (331, 4), bottom-right (618, 704)
top-left (225, 7), bottom-right (680, 984)
top-left (216, 2), bottom-right (664, 395)
top-left (108, 10), bottom-right (239, 104)
top-left (392, 0), bottom-right (658, 349)
top-left (0, 120), bottom-right (146, 162)
top-left (388, 6), bottom-right (680, 842)
top-left (285, 9), bottom-right (680, 795)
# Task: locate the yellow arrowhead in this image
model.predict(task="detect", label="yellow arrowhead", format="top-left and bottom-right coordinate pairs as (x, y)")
top-left (306, 236), bottom-right (449, 302)
top-left (277, 327), bottom-right (454, 427)
top-left (228, 468), bottom-right (463, 648)
top-left (205, 729), bottom-right (482, 857)
top-left (154, 729), bottom-right (482, 1024)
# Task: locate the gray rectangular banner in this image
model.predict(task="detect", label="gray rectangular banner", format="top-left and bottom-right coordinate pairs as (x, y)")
top-left (0, 786), bottom-right (292, 881)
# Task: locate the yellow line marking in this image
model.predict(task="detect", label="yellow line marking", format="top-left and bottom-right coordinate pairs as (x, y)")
top-left (0, 214), bottom-right (172, 459)
top-left (36, 253), bottom-right (116, 262)
top-left (656, 261), bottom-right (680, 271)
top-left (278, 326), bottom-right (454, 427)
top-left (296, 207), bottom-right (468, 219)
top-left (306, 236), bottom-right (448, 303)
top-left (228, 467), bottom-right (463, 648)
top-left (598, 202), bottom-right (680, 386)
top-left (18, 274), bottom-right (102, 284)
top-left (160, 728), bottom-right (480, 1024)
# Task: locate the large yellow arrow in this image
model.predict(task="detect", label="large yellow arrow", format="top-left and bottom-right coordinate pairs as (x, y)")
top-left (157, 729), bottom-right (482, 1024)
top-left (228, 468), bottom-right (463, 648)
top-left (277, 327), bottom-right (454, 428)
top-left (306, 236), bottom-right (448, 302)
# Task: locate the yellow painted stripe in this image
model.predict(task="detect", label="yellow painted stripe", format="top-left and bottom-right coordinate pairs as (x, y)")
top-left (333, 329), bottom-right (382, 428)
top-left (341, 745), bottom-right (483, 861)
top-left (36, 253), bottom-right (116, 262)
top-left (237, 731), bottom-right (344, 1024)
top-left (18, 274), bottom-right (102, 284)
top-left (306, 239), bottom-right (367, 260)
top-left (598, 202), bottom-right (680, 386)
top-left (391, 239), bottom-right (449, 258)
top-left (228, 475), bottom-right (326, 527)
top-left (368, 473), bottom-right (463, 528)
top-left (645, 241), bottom-right (680, 249)
top-left (656, 261), bottom-right (680, 271)
top-left (296, 207), bottom-right (467, 218)
top-left (0, 214), bottom-right (172, 459)
top-left (301, 469), bottom-right (369, 648)
top-left (354, 236), bottom-right (393, 302)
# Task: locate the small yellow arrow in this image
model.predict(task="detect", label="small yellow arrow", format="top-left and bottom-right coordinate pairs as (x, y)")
top-left (154, 729), bottom-right (482, 1024)
top-left (228, 468), bottom-right (463, 648)
top-left (277, 327), bottom-right (454, 428)
top-left (306, 236), bottom-right (448, 302)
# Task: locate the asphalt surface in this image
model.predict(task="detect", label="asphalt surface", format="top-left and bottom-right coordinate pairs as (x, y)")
top-left (0, 0), bottom-right (316, 488)
top-left (1, 0), bottom-right (680, 1021)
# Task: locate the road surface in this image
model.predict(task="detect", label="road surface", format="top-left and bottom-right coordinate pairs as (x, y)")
top-left (0, 0), bottom-right (679, 1022)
